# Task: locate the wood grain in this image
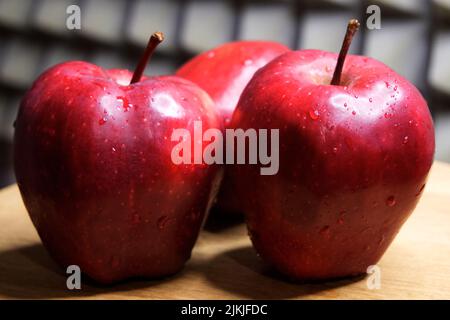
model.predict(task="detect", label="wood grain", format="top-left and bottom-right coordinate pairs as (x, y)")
top-left (1, 161), bottom-right (450, 299)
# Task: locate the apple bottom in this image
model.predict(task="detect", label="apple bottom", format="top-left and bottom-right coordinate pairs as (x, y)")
top-left (19, 166), bottom-right (222, 284)
top-left (243, 181), bottom-right (425, 280)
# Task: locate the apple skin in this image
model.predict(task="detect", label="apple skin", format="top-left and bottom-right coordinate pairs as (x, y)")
top-left (14, 61), bottom-right (222, 284)
top-left (229, 49), bottom-right (435, 280)
top-left (177, 41), bottom-right (289, 216)
top-left (177, 41), bottom-right (289, 126)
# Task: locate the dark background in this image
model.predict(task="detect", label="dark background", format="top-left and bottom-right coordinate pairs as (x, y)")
top-left (0, 0), bottom-right (449, 188)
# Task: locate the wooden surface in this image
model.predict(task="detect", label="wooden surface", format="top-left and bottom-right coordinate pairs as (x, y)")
top-left (1, 162), bottom-right (450, 300)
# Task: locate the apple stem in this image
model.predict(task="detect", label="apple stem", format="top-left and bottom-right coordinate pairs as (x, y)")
top-left (330, 19), bottom-right (360, 86)
top-left (130, 32), bottom-right (164, 84)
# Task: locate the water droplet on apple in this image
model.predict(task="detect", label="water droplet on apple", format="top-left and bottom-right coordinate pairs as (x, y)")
top-left (157, 216), bottom-right (170, 230)
top-left (386, 196), bottom-right (396, 207)
top-left (352, 111), bottom-right (356, 116)
top-left (393, 86), bottom-right (398, 91)
top-left (402, 136), bottom-right (409, 144)
top-left (99, 117), bottom-right (107, 125)
top-left (132, 214), bottom-right (141, 224)
top-left (319, 225), bottom-right (331, 237)
top-left (332, 146), bottom-right (338, 154)
top-left (344, 102), bottom-right (347, 107)
top-left (338, 211), bottom-right (346, 224)
top-left (112, 147), bottom-right (116, 152)
top-left (385, 81), bottom-right (390, 88)
top-left (116, 96), bottom-right (132, 111)
top-left (369, 97), bottom-right (373, 103)
top-left (190, 211), bottom-right (199, 221)
top-left (309, 109), bottom-right (319, 120)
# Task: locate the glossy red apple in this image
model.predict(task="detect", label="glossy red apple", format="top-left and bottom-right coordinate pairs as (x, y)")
top-left (230, 20), bottom-right (435, 280)
top-left (14, 33), bottom-right (222, 283)
top-left (177, 41), bottom-right (289, 216)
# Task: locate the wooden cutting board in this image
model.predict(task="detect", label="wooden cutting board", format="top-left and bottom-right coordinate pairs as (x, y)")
top-left (1, 161), bottom-right (450, 300)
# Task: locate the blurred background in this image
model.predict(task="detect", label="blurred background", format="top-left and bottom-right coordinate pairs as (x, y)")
top-left (0, 0), bottom-right (449, 187)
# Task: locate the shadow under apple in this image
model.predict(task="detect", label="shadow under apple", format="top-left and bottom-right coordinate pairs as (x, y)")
top-left (203, 245), bottom-right (366, 299)
top-left (203, 207), bottom-right (245, 233)
top-left (0, 243), bottom-right (182, 299)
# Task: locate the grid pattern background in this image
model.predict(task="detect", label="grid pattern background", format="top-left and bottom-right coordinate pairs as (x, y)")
top-left (0, 0), bottom-right (450, 187)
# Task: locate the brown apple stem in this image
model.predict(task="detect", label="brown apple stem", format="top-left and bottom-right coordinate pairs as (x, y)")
top-left (330, 19), bottom-right (360, 86)
top-left (130, 32), bottom-right (164, 84)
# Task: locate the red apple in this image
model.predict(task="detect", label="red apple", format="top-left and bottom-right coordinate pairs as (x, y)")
top-left (177, 41), bottom-right (289, 216)
top-left (177, 41), bottom-right (289, 126)
top-left (230, 20), bottom-right (435, 280)
top-left (14, 33), bottom-right (222, 283)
